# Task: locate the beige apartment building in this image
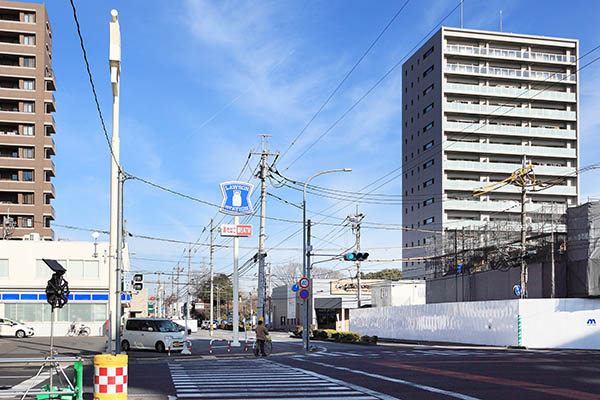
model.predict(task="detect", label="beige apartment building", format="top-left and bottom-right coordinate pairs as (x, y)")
top-left (402, 27), bottom-right (579, 279)
top-left (0, 1), bottom-right (56, 240)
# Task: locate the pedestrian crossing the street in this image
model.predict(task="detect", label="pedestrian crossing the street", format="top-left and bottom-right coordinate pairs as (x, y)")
top-left (168, 359), bottom-right (395, 400)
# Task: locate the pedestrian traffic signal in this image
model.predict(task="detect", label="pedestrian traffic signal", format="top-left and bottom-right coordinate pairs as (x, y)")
top-left (343, 252), bottom-right (369, 261)
top-left (132, 273), bottom-right (143, 292)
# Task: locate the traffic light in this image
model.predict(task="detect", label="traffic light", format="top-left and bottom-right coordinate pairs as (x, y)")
top-left (132, 273), bottom-right (143, 292)
top-left (343, 252), bottom-right (369, 261)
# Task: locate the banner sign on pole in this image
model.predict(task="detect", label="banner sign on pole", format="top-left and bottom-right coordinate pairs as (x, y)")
top-left (220, 224), bottom-right (253, 237)
top-left (219, 181), bottom-right (254, 215)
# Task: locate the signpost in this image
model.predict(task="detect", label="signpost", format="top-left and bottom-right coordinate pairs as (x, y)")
top-left (299, 277), bottom-right (310, 289)
top-left (220, 224), bottom-right (253, 237)
top-left (219, 181), bottom-right (254, 348)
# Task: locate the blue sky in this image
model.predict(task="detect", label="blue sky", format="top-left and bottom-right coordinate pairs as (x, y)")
top-left (34, 0), bottom-right (600, 293)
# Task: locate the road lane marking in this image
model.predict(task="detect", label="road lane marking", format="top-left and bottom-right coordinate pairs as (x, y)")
top-left (374, 362), bottom-right (600, 400)
top-left (309, 360), bottom-right (480, 400)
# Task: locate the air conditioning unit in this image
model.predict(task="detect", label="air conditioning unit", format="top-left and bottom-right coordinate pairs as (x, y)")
top-left (23, 233), bottom-right (40, 241)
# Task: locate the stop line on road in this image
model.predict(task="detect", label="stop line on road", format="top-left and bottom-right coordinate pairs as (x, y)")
top-left (168, 359), bottom-right (396, 400)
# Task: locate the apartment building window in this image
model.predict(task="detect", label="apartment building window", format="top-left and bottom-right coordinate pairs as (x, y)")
top-left (22, 56), bottom-right (34, 67)
top-left (423, 65), bottom-right (434, 77)
top-left (423, 198), bottom-right (434, 206)
top-left (423, 103), bottom-right (434, 114)
top-left (22, 193), bottom-right (33, 204)
top-left (423, 159), bottom-right (434, 169)
top-left (44, 194), bottom-right (51, 204)
top-left (44, 217), bottom-right (51, 228)
top-left (22, 170), bottom-right (33, 181)
top-left (423, 178), bottom-right (434, 187)
top-left (23, 102), bottom-right (34, 113)
top-left (44, 171), bottom-right (51, 182)
top-left (423, 217), bottom-right (434, 225)
top-left (23, 79), bottom-right (34, 90)
top-left (423, 140), bottom-right (434, 151)
top-left (23, 34), bottom-right (35, 45)
top-left (423, 46), bottom-right (434, 59)
top-left (22, 125), bottom-right (34, 136)
top-left (423, 84), bottom-right (434, 96)
top-left (423, 122), bottom-right (434, 132)
top-left (23, 12), bottom-right (35, 23)
top-left (22, 216), bottom-right (33, 228)
top-left (22, 148), bottom-right (34, 159)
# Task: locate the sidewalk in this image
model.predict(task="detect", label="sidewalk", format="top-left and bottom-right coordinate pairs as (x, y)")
top-left (0, 336), bottom-right (107, 360)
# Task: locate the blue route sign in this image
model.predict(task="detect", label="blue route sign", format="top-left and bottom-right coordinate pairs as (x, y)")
top-left (291, 284), bottom-right (300, 292)
top-left (219, 181), bottom-right (254, 216)
top-left (513, 285), bottom-right (521, 297)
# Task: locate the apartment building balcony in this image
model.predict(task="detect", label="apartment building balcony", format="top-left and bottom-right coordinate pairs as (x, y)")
top-left (444, 179), bottom-right (578, 196)
top-left (444, 160), bottom-right (576, 176)
top-left (444, 199), bottom-right (568, 214)
top-left (43, 182), bottom-right (55, 197)
top-left (444, 141), bottom-right (576, 159)
top-left (445, 64), bottom-right (576, 84)
top-left (445, 45), bottom-right (576, 65)
top-left (444, 102), bottom-right (576, 121)
top-left (44, 118), bottom-right (56, 135)
top-left (45, 96), bottom-right (55, 113)
top-left (43, 204), bottom-right (55, 219)
top-left (45, 76), bottom-right (56, 92)
top-left (43, 159), bottom-right (55, 176)
top-left (444, 83), bottom-right (576, 103)
top-left (444, 121), bottom-right (576, 140)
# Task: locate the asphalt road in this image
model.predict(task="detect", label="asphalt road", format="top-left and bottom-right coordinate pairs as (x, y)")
top-left (1, 330), bottom-right (600, 399)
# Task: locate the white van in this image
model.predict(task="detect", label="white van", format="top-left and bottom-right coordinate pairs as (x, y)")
top-left (0, 318), bottom-right (34, 338)
top-left (121, 318), bottom-right (186, 352)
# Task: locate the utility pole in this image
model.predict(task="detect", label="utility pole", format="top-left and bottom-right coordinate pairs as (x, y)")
top-left (176, 262), bottom-right (181, 318)
top-left (520, 156), bottom-right (528, 299)
top-left (251, 134), bottom-right (279, 323)
top-left (209, 219), bottom-right (215, 336)
top-left (216, 286), bottom-right (221, 321)
top-left (108, 9), bottom-right (121, 354)
top-left (551, 203), bottom-right (556, 298)
top-left (349, 207), bottom-right (365, 308)
top-left (156, 272), bottom-right (161, 318)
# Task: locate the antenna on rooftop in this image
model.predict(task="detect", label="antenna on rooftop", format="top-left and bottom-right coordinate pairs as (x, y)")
top-left (500, 10), bottom-right (503, 32)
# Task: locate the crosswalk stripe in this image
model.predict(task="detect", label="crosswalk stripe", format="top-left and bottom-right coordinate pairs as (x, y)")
top-left (168, 359), bottom-right (394, 400)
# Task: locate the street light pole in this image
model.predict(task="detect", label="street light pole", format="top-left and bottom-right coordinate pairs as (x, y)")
top-left (108, 9), bottom-right (121, 354)
top-left (302, 168), bottom-right (351, 351)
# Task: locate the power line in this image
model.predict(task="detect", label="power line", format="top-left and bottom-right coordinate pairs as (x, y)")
top-left (279, 0), bottom-right (411, 163)
top-left (283, 0), bottom-right (462, 171)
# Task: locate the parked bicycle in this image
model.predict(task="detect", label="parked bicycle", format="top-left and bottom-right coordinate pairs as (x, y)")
top-left (66, 321), bottom-right (91, 336)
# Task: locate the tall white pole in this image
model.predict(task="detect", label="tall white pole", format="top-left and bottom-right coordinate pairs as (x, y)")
top-left (209, 219), bottom-right (214, 336)
top-left (233, 215), bottom-right (240, 346)
top-left (108, 9), bottom-right (121, 354)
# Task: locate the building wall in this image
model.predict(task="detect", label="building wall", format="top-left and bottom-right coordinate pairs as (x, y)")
top-left (0, 1), bottom-right (56, 240)
top-left (350, 298), bottom-right (600, 349)
top-left (0, 240), bottom-right (131, 336)
top-left (402, 27), bottom-right (579, 279)
top-left (372, 281), bottom-right (426, 307)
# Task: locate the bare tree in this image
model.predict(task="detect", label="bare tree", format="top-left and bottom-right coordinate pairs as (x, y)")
top-left (272, 262), bottom-right (344, 286)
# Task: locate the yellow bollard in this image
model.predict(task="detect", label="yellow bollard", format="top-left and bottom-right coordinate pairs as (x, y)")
top-left (93, 354), bottom-right (128, 400)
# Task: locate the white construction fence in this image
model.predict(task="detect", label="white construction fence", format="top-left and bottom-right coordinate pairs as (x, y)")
top-left (350, 298), bottom-right (600, 349)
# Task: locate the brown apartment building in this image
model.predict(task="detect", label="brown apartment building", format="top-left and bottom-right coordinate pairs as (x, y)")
top-left (0, 1), bottom-right (55, 240)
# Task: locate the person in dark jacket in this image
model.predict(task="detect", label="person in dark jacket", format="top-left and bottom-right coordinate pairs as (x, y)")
top-left (255, 318), bottom-right (269, 356)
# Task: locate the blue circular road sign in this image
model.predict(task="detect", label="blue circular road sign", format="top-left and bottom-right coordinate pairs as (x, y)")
top-left (513, 285), bottom-right (521, 296)
top-left (299, 289), bottom-right (310, 300)
top-left (292, 284), bottom-right (300, 292)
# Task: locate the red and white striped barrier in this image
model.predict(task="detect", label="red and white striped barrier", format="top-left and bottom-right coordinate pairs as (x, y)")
top-left (209, 338), bottom-right (231, 353)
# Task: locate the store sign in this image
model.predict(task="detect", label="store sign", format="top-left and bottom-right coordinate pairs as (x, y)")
top-left (329, 279), bottom-right (383, 295)
top-left (220, 224), bottom-right (253, 237)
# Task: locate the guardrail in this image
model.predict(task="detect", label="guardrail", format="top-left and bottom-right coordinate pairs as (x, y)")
top-left (209, 338), bottom-right (231, 353)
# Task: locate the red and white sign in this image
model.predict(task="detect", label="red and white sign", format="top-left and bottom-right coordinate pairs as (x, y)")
top-left (220, 224), bottom-right (253, 237)
top-left (299, 277), bottom-right (310, 288)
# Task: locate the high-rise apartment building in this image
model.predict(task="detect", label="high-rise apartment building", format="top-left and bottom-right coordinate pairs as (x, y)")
top-left (0, 1), bottom-right (56, 240)
top-left (402, 27), bottom-right (579, 279)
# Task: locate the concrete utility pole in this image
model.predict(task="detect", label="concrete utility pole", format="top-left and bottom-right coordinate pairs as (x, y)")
top-left (349, 207), bottom-right (365, 307)
top-left (108, 9), bottom-right (121, 354)
top-left (209, 219), bottom-right (215, 336)
top-left (520, 156), bottom-right (528, 299)
top-left (156, 272), bottom-right (161, 317)
top-left (251, 134), bottom-right (278, 324)
top-left (176, 262), bottom-right (181, 318)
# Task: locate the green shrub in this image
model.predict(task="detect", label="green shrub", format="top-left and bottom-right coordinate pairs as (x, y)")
top-left (370, 335), bottom-right (378, 344)
top-left (292, 325), bottom-right (303, 338)
top-left (361, 335), bottom-right (371, 343)
top-left (340, 332), bottom-right (361, 343)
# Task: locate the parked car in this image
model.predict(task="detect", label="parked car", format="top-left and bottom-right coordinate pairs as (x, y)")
top-left (173, 322), bottom-right (192, 335)
top-left (0, 318), bottom-right (34, 338)
top-left (121, 318), bottom-right (186, 352)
